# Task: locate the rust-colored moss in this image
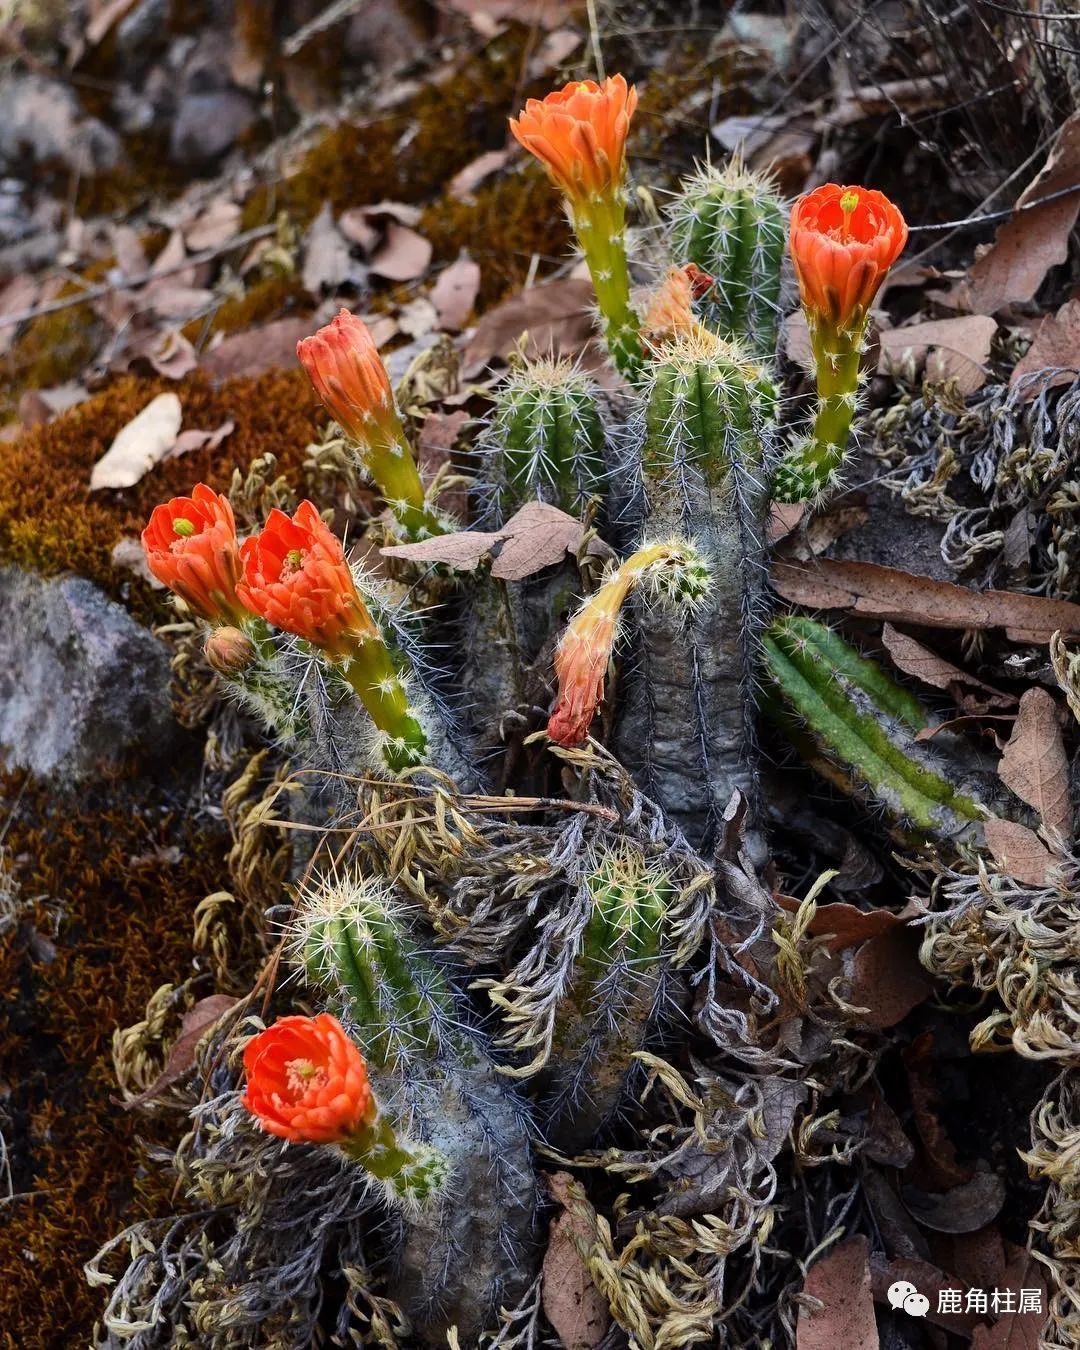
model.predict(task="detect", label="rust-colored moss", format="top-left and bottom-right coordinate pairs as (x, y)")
top-left (0, 770), bottom-right (230, 1350)
top-left (0, 368), bottom-right (322, 616)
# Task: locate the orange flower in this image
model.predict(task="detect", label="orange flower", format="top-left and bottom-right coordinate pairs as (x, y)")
top-left (548, 604), bottom-right (618, 746)
top-left (642, 264), bottom-right (714, 343)
top-left (297, 309), bottom-right (395, 444)
top-left (141, 483), bottom-right (248, 624)
top-left (242, 1013), bottom-right (375, 1146)
top-left (789, 184), bottom-right (907, 330)
top-left (510, 75), bottom-right (638, 204)
top-left (237, 500), bottom-right (378, 657)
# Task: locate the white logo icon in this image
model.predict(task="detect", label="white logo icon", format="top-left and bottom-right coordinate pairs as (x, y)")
top-left (888, 1281), bottom-right (929, 1318)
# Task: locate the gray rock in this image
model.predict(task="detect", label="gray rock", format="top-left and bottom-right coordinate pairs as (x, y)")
top-left (0, 74), bottom-right (122, 177)
top-left (0, 568), bottom-right (178, 780)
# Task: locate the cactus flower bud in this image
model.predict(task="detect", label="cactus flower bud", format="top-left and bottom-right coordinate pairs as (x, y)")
top-left (789, 183), bottom-right (907, 333)
top-left (242, 1013), bottom-right (375, 1146)
top-left (203, 625), bottom-right (257, 676)
top-left (642, 264), bottom-right (715, 344)
top-left (141, 483), bottom-right (249, 625)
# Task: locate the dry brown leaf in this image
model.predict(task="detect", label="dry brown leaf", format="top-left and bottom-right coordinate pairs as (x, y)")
top-left (0, 274), bottom-right (40, 355)
top-left (797, 1235), bottom-right (878, 1350)
top-left (141, 329), bottom-right (199, 381)
top-left (448, 0), bottom-right (569, 35)
top-left (542, 1211), bottom-right (609, 1349)
top-left (303, 202), bottom-right (355, 295)
top-left (122, 995), bottom-right (239, 1109)
top-left (184, 197), bottom-right (242, 252)
top-left (970, 1245), bottom-right (1049, 1349)
top-left (200, 316), bottom-right (313, 379)
top-left (1009, 298), bottom-right (1080, 396)
top-left (463, 277), bottom-right (596, 375)
top-left (430, 256), bottom-right (481, 331)
top-left (878, 315), bottom-right (997, 395)
top-left (773, 894), bottom-right (901, 953)
top-left (870, 1255), bottom-right (983, 1335)
top-left (902, 1172), bottom-right (1005, 1235)
top-left (881, 623), bottom-right (1015, 710)
top-left (90, 393), bottom-right (184, 491)
top-left (168, 419), bottom-right (235, 461)
top-left (850, 928), bottom-right (932, 1030)
top-left (369, 221), bottom-right (433, 282)
top-left (985, 817), bottom-right (1055, 885)
top-left (448, 148), bottom-right (511, 200)
top-left (998, 687), bottom-right (1071, 835)
top-left (338, 208), bottom-right (381, 253)
top-left (381, 501), bottom-right (585, 580)
top-left (771, 557), bottom-right (1080, 643)
top-left (954, 110), bottom-right (1080, 314)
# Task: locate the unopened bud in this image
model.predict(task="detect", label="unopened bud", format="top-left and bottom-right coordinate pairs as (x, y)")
top-left (204, 625), bottom-right (257, 676)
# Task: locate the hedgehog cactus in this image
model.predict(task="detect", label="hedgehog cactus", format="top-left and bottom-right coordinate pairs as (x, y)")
top-left (616, 333), bottom-right (777, 848)
top-left (762, 616), bottom-right (986, 840)
top-left (484, 358), bottom-right (607, 519)
top-left (668, 160), bottom-right (787, 355)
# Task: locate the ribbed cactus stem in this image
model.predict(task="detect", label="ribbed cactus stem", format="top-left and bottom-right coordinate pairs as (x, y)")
top-left (772, 321), bottom-right (861, 503)
top-left (572, 194), bottom-right (642, 379)
top-left (294, 874), bottom-right (457, 1070)
top-left (669, 160), bottom-right (786, 355)
top-left (616, 332), bottom-right (776, 850)
top-left (487, 359), bottom-right (607, 517)
top-left (336, 636), bottom-right (428, 773)
top-left (762, 616), bottom-right (986, 836)
top-left (341, 1108), bottom-right (448, 1210)
top-left (349, 398), bottom-right (445, 541)
top-left (205, 619), bottom-right (310, 741)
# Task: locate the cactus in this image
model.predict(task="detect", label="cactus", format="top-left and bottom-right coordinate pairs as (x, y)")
top-left (615, 332), bottom-right (777, 850)
top-left (483, 358), bottom-right (608, 519)
top-left (204, 622), bottom-right (312, 743)
top-left (545, 848), bottom-right (674, 1148)
top-left (668, 159), bottom-right (787, 356)
top-left (762, 616), bottom-right (986, 839)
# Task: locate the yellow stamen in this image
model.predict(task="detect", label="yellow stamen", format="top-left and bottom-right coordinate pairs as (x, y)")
top-left (172, 518), bottom-right (195, 538)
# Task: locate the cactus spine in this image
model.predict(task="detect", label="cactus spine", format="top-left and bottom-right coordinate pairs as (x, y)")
top-left (762, 616), bottom-right (986, 838)
top-left (668, 160), bottom-right (786, 356)
top-left (485, 359), bottom-right (607, 518)
top-left (615, 332), bottom-right (776, 848)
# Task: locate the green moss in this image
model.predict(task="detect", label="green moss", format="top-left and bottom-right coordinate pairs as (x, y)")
top-left (0, 369), bottom-right (322, 618)
top-left (0, 769), bottom-right (230, 1350)
top-left (182, 273), bottom-right (309, 343)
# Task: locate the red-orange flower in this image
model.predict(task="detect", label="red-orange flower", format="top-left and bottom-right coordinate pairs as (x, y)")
top-left (789, 184), bottom-right (908, 330)
top-left (510, 75), bottom-right (638, 204)
top-left (297, 309), bottom-right (395, 445)
top-left (237, 501), bottom-right (378, 657)
top-left (242, 1013), bottom-right (375, 1146)
top-left (141, 483), bottom-right (248, 624)
top-left (548, 609), bottom-right (615, 746)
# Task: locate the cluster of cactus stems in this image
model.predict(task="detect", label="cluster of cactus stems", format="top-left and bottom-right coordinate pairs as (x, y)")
top-left (128, 72), bottom-right (977, 1348)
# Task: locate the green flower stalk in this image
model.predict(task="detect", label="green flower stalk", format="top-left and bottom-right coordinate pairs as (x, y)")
top-left (511, 76), bottom-right (643, 380)
top-left (484, 358), bottom-right (607, 518)
top-left (762, 615), bottom-right (986, 839)
top-left (297, 309), bottom-right (445, 540)
top-left (668, 159), bottom-right (787, 355)
top-left (773, 183), bottom-right (908, 502)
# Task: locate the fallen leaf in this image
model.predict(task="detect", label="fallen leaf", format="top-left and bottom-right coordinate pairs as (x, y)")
top-left (200, 316), bottom-right (313, 379)
top-left (463, 277), bottom-right (596, 375)
top-left (984, 817), bottom-right (1055, 886)
top-left (111, 537), bottom-right (163, 588)
top-left (774, 894), bottom-right (902, 953)
top-left (184, 197), bottom-right (242, 252)
top-left (448, 147), bottom-right (511, 200)
top-left (141, 329), bottom-right (199, 380)
top-left (303, 202), bottom-right (356, 295)
top-left (904, 1032), bottom-right (974, 1189)
top-left (369, 221), bottom-right (433, 282)
top-left (878, 315), bottom-right (997, 395)
top-left (1010, 298), bottom-right (1080, 396)
top-left (448, 0), bottom-right (569, 35)
top-left (122, 994), bottom-right (238, 1109)
top-left (397, 296), bottom-right (438, 340)
top-left (542, 1211), bottom-right (610, 1349)
top-left (17, 382), bottom-right (87, 428)
top-left (381, 501), bottom-right (585, 580)
top-left (771, 558), bottom-right (1080, 643)
top-left (0, 274), bottom-right (40, 355)
top-left (430, 255), bottom-right (481, 331)
top-left (902, 1172), bottom-right (1006, 1234)
top-left (870, 1255), bottom-right (983, 1334)
top-left (954, 110), bottom-right (1080, 314)
top-left (338, 207), bottom-right (381, 253)
top-left (881, 623), bottom-right (1015, 711)
top-left (850, 927), bottom-right (932, 1030)
top-left (90, 393), bottom-right (184, 491)
top-left (998, 687), bottom-right (1071, 835)
top-left (970, 1244), bottom-right (1049, 1349)
top-left (797, 1235), bottom-right (878, 1350)
top-left (530, 25), bottom-right (582, 74)
top-left (168, 419), bottom-right (235, 460)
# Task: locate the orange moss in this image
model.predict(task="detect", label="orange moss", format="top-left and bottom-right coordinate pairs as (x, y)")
top-left (0, 368), bottom-right (322, 616)
top-left (0, 770), bottom-right (230, 1350)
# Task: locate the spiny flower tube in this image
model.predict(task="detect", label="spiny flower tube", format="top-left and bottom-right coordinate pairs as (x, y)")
top-left (141, 483), bottom-right (249, 625)
top-left (774, 184), bottom-right (908, 503)
top-left (243, 1014), bottom-right (448, 1207)
top-left (297, 310), bottom-right (444, 540)
top-left (547, 539), bottom-right (710, 746)
top-left (238, 501), bottom-right (428, 772)
top-left (641, 263), bottom-right (715, 346)
top-left (511, 77), bottom-right (642, 379)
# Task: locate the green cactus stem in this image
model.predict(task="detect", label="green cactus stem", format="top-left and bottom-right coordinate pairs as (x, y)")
top-left (762, 615), bottom-right (986, 838)
top-left (615, 332), bottom-right (777, 851)
top-left (204, 620), bottom-right (311, 742)
top-left (572, 193), bottom-right (643, 380)
top-left (485, 358), bottom-right (607, 518)
top-left (771, 322), bottom-right (861, 503)
top-left (669, 160), bottom-right (787, 356)
top-left (341, 1106), bottom-right (449, 1210)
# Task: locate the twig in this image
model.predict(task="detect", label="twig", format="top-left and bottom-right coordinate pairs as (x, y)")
top-left (0, 224), bottom-right (276, 330)
top-left (282, 0), bottom-right (366, 58)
